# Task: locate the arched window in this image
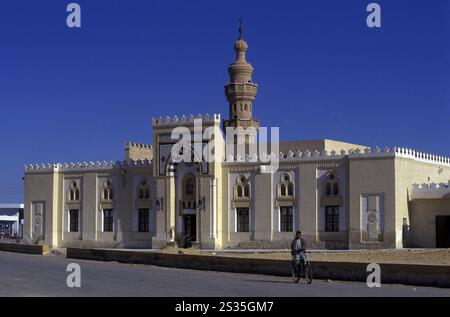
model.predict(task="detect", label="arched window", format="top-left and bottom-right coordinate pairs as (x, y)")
top-left (324, 172), bottom-right (340, 196)
top-left (288, 183), bottom-right (294, 196)
top-left (234, 175), bottom-right (250, 200)
top-left (181, 174), bottom-right (196, 209)
top-left (138, 179), bottom-right (150, 200)
top-left (278, 173), bottom-right (295, 198)
top-left (326, 183), bottom-right (331, 196)
top-left (280, 184), bottom-right (287, 196)
top-left (244, 184), bottom-right (250, 197)
top-left (183, 174), bottom-right (196, 199)
top-left (102, 179), bottom-right (113, 200)
top-left (237, 185), bottom-right (243, 197)
top-left (333, 182), bottom-right (339, 195)
top-left (186, 178), bottom-right (194, 196)
top-left (244, 104), bottom-right (248, 111)
top-left (68, 181), bottom-right (80, 201)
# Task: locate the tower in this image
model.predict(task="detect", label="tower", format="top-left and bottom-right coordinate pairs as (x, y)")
top-left (223, 19), bottom-right (259, 145)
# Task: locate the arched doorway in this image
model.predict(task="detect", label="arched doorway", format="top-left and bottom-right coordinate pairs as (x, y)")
top-left (181, 173), bottom-right (197, 247)
top-left (164, 144), bottom-right (204, 249)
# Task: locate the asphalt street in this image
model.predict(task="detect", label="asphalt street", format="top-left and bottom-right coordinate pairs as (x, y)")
top-left (0, 251), bottom-right (449, 297)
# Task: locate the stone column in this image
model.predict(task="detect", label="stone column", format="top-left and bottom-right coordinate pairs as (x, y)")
top-left (211, 178), bottom-right (217, 239)
top-left (152, 178), bottom-right (167, 248)
top-left (166, 174), bottom-right (176, 244)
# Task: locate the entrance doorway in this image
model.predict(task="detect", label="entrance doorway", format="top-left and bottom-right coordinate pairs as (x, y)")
top-left (436, 216), bottom-right (450, 248)
top-left (182, 214), bottom-right (196, 248)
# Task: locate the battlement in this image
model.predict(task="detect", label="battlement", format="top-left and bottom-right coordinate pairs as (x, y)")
top-left (152, 113), bottom-right (221, 127)
top-left (411, 182), bottom-right (450, 200)
top-left (225, 146), bottom-right (387, 163)
top-left (394, 147), bottom-right (450, 166)
top-left (125, 142), bottom-right (153, 150)
top-left (125, 141), bottom-right (153, 161)
top-left (25, 159), bottom-right (152, 173)
top-left (224, 146), bottom-right (450, 166)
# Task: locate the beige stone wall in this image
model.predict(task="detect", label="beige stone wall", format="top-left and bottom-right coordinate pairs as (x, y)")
top-left (348, 157), bottom-right (397, 249)
top-left (24, 136), bottom-right (450, 251)
top-left (24, 171), bottom-right (58, 246)
top-left (324, 140), bottom-right (368, 153)
top-left (24, 164), bottom-right (156, 249)
top-left (409, 199), bottom-right (450, 248)
top-left (298, 163), bottom-right (319, 247)
top-left (395, 158), bottom-right (450, 247)
top-left (125, 142), bottom-right (153, 162)
top-left (279, 139), bottom-right (367, 154)
top-left (254, 170), bottom-right (274, 241)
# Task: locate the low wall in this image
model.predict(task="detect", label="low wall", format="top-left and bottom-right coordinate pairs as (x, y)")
top-left (66, 248), bottom-right (450, 288)
top-left (0, 242), bottom-right (49, 255)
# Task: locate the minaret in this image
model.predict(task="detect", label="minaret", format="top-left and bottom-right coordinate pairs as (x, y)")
top-left (223, 19), bottom-right (259, 144)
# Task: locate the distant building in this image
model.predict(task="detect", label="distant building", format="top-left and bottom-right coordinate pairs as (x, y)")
top-left (23, 26), bottom-right (450, 250)
top-left (0, 204), bottom-right (24, 239)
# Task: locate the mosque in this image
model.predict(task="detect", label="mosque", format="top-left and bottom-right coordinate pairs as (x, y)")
top-left (23, 26), bottom-right (450, 250)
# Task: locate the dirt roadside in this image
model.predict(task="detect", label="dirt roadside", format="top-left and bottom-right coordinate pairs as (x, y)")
top-left (159, 248), bottom-right (450, 266)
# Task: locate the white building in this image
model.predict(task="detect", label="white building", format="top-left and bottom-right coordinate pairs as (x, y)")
top-left (0, 204), bottom-right (24, 239)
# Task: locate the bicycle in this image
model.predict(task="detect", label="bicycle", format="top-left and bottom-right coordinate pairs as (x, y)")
top-left (291, 251), bottom-right (313, 284)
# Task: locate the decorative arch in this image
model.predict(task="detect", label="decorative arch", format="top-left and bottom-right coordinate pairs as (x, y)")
top-left (102, 179), bottom-right (114, 201)
top-left (277, 173), bottom-right (295, 199)
top-left (137, 178), bottom-right (150, 200)
top-left (234, 175), bottom-right (250, 200)
top-left (324, 172), bottom-right (340, 196)
top-left (163, 143), bottom-right (205, 176)
top-left (182, 173), bottom-right (196, 200)
top-left (68, 180), bottom-right (80, 201)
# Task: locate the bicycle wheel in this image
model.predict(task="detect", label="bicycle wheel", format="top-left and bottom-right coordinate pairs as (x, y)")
top-left (291, 265), bottom-right (300, 283)
top-left (305, 261), bottom-right (313, 284)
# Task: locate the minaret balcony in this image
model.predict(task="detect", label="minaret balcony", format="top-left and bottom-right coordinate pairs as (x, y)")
top-left (223, 118), bottom-right (260, 130)
top-left (225, 82), bottom-right (258, 98)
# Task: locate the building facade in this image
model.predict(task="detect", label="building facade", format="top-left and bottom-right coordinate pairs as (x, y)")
top-left (0, 204), bottom-right (24, 240)
top-left (23, 32), bottom-right (450, 250)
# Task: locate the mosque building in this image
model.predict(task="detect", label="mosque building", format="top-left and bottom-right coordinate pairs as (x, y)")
top-left (23, 26), bottom-right (450, 250)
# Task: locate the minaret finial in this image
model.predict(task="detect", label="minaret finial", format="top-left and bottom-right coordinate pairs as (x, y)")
top-left (238, 17), bottom-right (244, 40)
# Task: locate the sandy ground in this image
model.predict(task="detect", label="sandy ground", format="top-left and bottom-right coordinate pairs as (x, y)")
top-left (159, 248), bottom-right (450, 266)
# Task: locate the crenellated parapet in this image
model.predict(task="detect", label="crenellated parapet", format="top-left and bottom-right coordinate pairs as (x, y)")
top-left (152, 113), bottom-right (221, 127)
top-left (394, 147), bottom-right (450, 166)
top-left (25, 159), bottom-right (152, 173)
top-left (125, 142), bottom-right (152, 150)
top-left (224, 146), bottom-right (450, 166)
top-left (125, 141), bottom-right (153, 162)
top-left (225, 147), bottom-right (392, 163)
top-left (411, 182), bottom-right (450, 200)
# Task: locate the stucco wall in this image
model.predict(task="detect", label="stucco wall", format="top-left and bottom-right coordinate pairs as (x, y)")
top-left (409, 199), bottom-right (450, 248)
top-left (24, 172), bottom-right (58, 246)
top-left (395, 158), bottom-right (450, 248)
top-left (348, 157), bottom-right (396, 249)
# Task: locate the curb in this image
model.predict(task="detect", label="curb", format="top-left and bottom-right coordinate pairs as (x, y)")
top-left (0, 242), bottom-right (49, 255)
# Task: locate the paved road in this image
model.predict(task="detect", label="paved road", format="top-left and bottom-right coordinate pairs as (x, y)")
top-left (0, 251), bottom-right (449, 297)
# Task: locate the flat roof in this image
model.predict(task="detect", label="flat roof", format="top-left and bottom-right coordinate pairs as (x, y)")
top-left (0, 204), bottom-right (24, 209)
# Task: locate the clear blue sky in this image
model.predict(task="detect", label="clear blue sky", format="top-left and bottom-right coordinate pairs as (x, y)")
top-left (0, 0), bottom-right (449, 202)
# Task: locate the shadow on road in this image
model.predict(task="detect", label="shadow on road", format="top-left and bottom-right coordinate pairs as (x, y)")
top-left (242, 279), bottom-right (297, 285)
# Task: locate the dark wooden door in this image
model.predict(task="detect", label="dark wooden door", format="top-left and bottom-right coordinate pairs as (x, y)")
top-left (183, 215), bottom-right (196, 247)
top-left (436, 216), bottom-right (450, 248)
